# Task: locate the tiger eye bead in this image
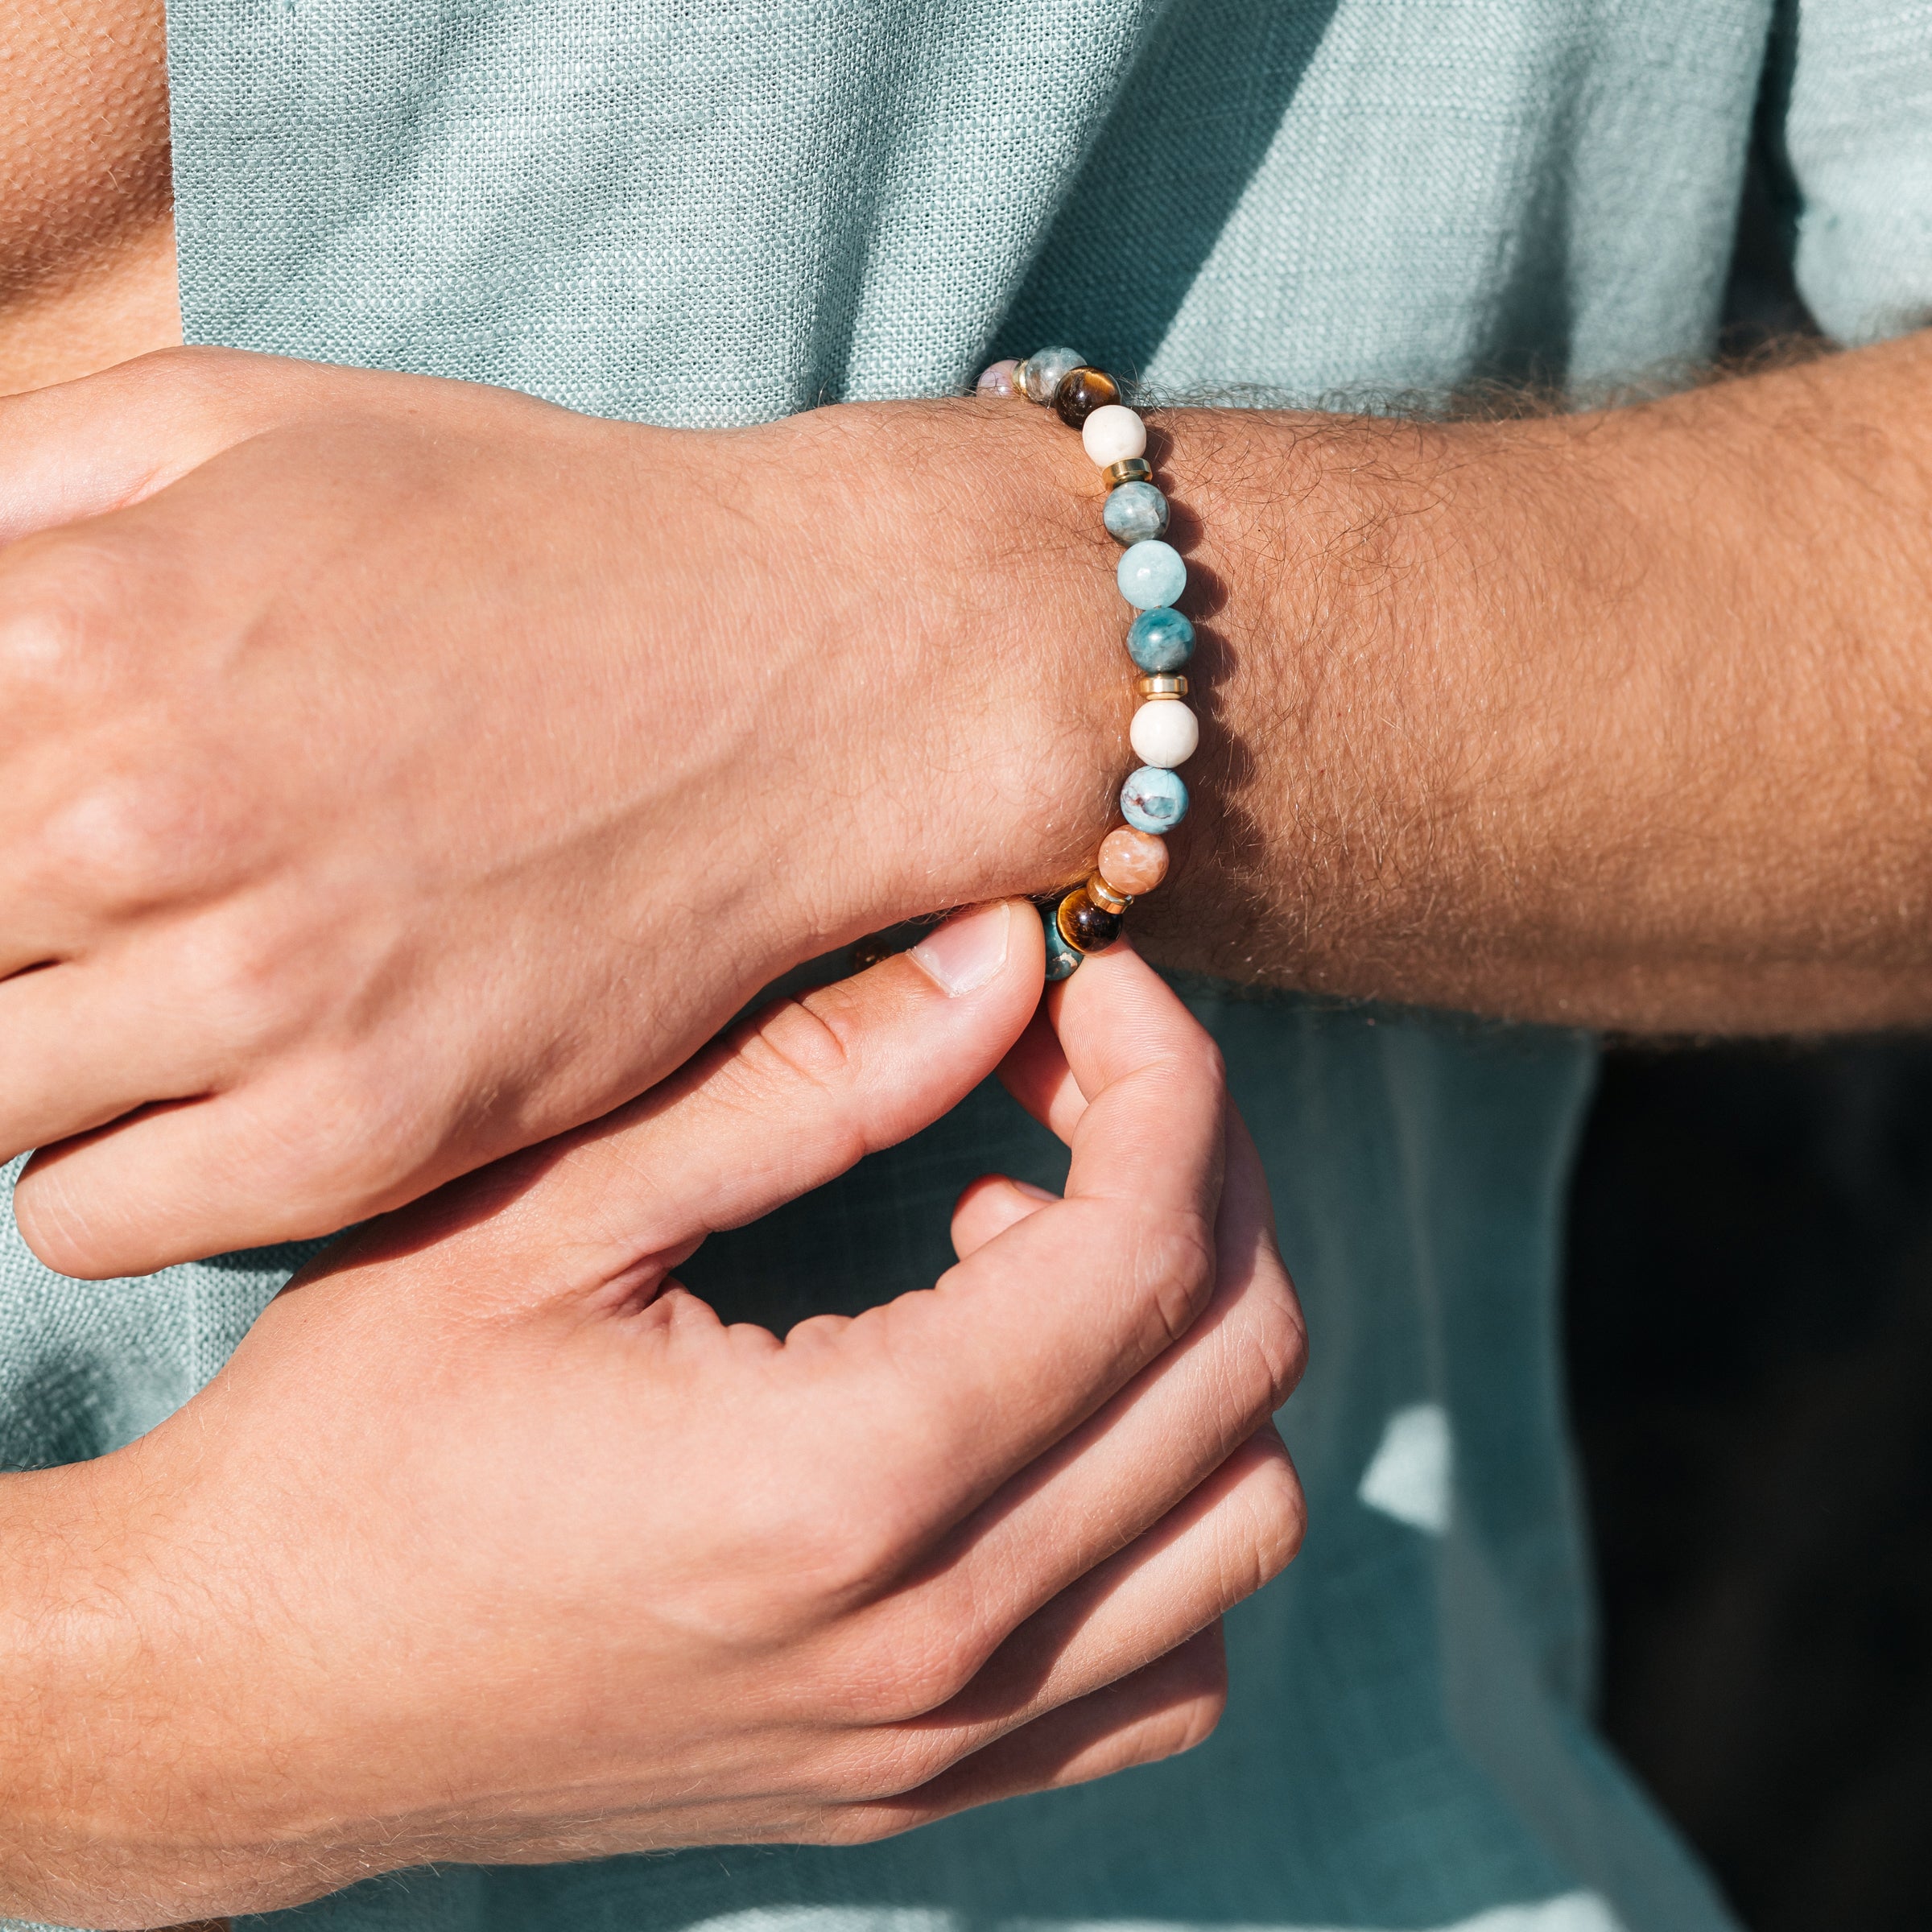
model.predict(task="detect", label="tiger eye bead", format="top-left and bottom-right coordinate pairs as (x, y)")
top-left (1104, 457), bottom-right (1154, 488)
top-left (1057, 886), bottom-right (1124, 955)
top-left (1053, 366), bottom-right (1120, 428)
top-left (1085, 871), bottom-right (1129, 914)
top-left (1099, 826), bottom-right (1169, 897)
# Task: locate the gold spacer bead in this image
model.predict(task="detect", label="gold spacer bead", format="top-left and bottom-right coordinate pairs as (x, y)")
top-left (1104, 456), bottom-right (1154, 487)
top-left (1085, 871), bottom-right (1129, 914)
top-left (1136, 674), bottom-right (1189, 699)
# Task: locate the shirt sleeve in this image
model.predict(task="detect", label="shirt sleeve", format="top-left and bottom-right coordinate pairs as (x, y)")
top-left (1778, 0), bottom-right (1932, 343)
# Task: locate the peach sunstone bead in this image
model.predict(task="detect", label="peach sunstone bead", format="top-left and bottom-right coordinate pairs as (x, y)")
top-left (1098, 826), bottom-right (1169, 898)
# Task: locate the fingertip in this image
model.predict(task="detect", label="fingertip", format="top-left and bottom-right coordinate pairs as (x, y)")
top-left (1053, 937), bottom-right (1225, 1116)
top-left (951, 1171), bottom-right (1059, 1261)
top-left (907, 900), bottom-right (1039, 1001)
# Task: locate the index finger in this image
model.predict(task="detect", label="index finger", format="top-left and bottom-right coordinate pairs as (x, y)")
top-left (815, 938), bottom-right (1228, 1532)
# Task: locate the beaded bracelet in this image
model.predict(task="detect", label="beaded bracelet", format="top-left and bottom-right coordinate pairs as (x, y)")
top-left (977, 346), bottom-right (1195, 980)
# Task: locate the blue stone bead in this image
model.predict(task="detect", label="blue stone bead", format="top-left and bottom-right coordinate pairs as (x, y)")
top-left (1103, 481), bottom-right (1170, 545)
top-left (1117, 539), bottom-right (1187, 610)
top-left (1127, 606), bottom-right (1195, 673)
top-left (1121, 765), bottom-right (1189, 834)
top-left (1042, 902), bottom-right (1084, 980)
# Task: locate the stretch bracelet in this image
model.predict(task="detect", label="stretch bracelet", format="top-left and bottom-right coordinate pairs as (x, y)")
top-left (977, 347), bottom-right (1195, 980)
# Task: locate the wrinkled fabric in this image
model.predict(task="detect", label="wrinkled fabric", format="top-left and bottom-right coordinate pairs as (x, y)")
top-left (8, 0), bottom-right (1930, 1926)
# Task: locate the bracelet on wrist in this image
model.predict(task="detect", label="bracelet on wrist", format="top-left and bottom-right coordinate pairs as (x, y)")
top-left (978, 348), bottom-right (1195, 980)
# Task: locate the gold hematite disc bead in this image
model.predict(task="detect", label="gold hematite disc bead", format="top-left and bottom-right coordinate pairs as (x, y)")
top-left (1136, 674), bottom-right (1189, 700)
top-left (1085, 871), bottom-right (1129, 914)
top-left (1104, 456), bottom-right (1154, 488)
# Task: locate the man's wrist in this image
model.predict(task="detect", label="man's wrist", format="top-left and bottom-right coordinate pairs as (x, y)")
top-left (751, 398), bottom-right (1132, 944)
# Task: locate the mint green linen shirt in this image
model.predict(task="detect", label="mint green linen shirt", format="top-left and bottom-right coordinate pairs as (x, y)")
top-left (6, 2), bottom-right (1930, 1928)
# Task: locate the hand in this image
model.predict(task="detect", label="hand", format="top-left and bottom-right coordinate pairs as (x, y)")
top-left (0, 347), bottom-right (1126, 1276)
top-left (0, 903), bottom-right (1306, 1930)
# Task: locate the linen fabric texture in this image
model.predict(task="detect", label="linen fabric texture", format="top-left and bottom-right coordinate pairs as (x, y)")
top-left (6, 0), bottom-right (1931, 1928)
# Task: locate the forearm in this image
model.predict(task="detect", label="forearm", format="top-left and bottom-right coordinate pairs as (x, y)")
top-left (0, 1463), bottom-right (195, 1929)
top-left (1086, 333), bottom-right (1932, 1033)
top-left (6, 337), bottom-right (1921, 1271)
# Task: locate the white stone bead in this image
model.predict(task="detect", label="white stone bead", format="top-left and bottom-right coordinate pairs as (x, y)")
top-left (1083, 403), bottom-right (1146, 467)
top-left (1129, 698), bottom-right (1198, 768)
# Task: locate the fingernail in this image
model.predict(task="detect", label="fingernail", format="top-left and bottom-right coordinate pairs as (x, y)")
top-left (910, 902), bottom-right (1013, 997)
top-left (1009, 1179), bottom-right (1059, 1202)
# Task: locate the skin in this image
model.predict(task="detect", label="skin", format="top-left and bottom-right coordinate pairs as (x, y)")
top-left (0, 917), bottom-right (1307, 1928)
top-left (0, 0), bottom-right (180, 394)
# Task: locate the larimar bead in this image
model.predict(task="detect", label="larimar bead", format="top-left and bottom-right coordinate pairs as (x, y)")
top-left (1042, 902), bottom-right (1084, 980)
top-left (1121, 765), bottom-right (1189, 833)
top-left (1103, 481), bottom-right (1169, 544)
top-left (1053, 366), bottom-right (1120, 427)
top-left (1024, 346), bottom-right (1085, 404)
top-left (1117, 539), bottom-right (1186, 610)
top-left (1130, 699), bottom-right (1199, 768)
top-left (1099, 826), bottom-right (1168, 896)
top-left (1058, 886), bottom-right (1124, 954)
top-left (1127, 606), bottom-right (1195, 673)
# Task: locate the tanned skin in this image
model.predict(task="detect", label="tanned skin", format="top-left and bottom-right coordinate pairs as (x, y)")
top-left (0, 0), bottom-right (180, 393)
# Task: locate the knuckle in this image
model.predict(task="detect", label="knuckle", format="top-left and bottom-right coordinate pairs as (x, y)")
top-left (806, 1731), bottom-right (956, 1807)
top-left (846, 1624), bottom-right (987, 1727)
top-left (1191, 1033), bottom-right (1229, 1096)
top-left (1128, 1208), bottom-right (1218, 1348)
top-left (1162, 1682), bottom-right (1230, 1761)
top-left (671, 1482), bottom-right (920, 1652)
top-left (40, 770), bottom-right (225, 910)
top-left (1228, 1443), bottom-right (1308, 1596)
top-left (175, 916), bottom-right (307, 1051)
top-left (0, 544), bottom-right (121, 693)
top-left (766, 1496), bottom-right (920, 1624)
top-left (1159, 1029), bottom-right (1228, 1104)
top-left (1245, 1282), bottom-right (1311, 1418)
top-left (744, 997), bottom-right (854, 1089)
top-left (719, 997), bottom-right (863, 1146)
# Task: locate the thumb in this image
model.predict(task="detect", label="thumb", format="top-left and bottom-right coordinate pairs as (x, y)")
top-left (0, 347), bottom-right (331, 547)
top-left (349, 899), bottom-right (1045, 1288)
